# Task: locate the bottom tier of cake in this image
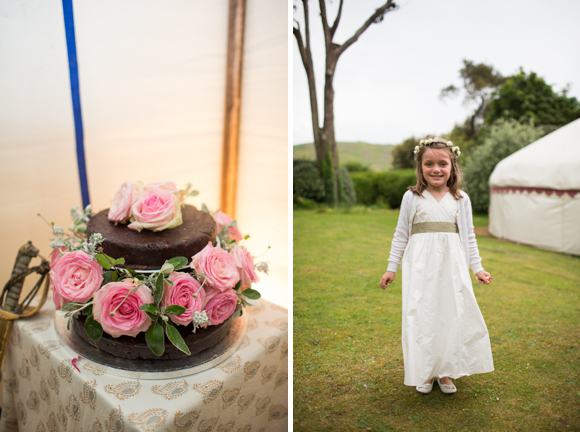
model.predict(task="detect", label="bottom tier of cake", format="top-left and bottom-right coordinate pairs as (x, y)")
top-left (71, 313), bottom-right (236, 360)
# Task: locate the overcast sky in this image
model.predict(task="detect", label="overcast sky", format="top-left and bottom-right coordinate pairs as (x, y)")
top-left (292, 0), bottom-right (580, 145)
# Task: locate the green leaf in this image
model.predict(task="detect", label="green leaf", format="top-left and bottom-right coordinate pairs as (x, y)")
top-left (165, 305), bottom-right (186, 315)
top-left (61, 302), bottom-right (80, 311)
top-left (243, 289), bottom-right (261, 300)
top-left (154, 273), bottom-right (165, 305)
top-left (102, 271), bottom-right (113, 285)
top-left (234, 281), bottom-right (242, 291)
top-left (114, 257), bottom-right (126, 265)
top-left (167, 257), bottom-right (188, 270)
top-left (84, 315), bottom-right (103, 341)
top-left (67, 316), bottom-right (72, 331)
top-left (145, 312), bottom-right (158, 321)
top-left (139, 303), bottom-right (160, 316)
top-left (145, 321), bottom-right (165, 356)
top-left (96, 253), bottom-right (114, 269)
top-left (81, 304), bottom-right (93, 316)
top-left (126, 267), bottom-right (137, 276)
top-left (165, 322), bottom-right (191, 355)
top-left (111, 271), bottom-right (118, 282)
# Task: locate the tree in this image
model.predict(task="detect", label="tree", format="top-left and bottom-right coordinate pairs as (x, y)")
top-left (485, 68), bottom-right (580, 128)
top-left (391, 136), bottom-right (420, 169)
top-left (293, 0), bottom-right (398, 205)
top-left (463, 119), bottom-right (544, 213)
top-left (440, 60), bottom-right (505, 139)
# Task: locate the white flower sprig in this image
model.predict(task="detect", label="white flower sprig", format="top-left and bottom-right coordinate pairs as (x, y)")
top-left (414, 137), bottom-right (461, 158)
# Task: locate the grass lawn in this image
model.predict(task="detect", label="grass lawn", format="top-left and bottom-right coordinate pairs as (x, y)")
top-left (293, 208), bottom-right (580, 431)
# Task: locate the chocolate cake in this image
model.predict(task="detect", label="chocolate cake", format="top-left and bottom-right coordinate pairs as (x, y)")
top-left (71, 312), bottom-right (236, 360)
top-left (73, 203), bottom-right (238, 360)
top-left (87, 204), bottom-right (216, 270)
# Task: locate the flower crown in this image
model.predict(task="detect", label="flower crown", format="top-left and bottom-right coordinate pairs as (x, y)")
top-left (414, 137), bottom-right (461, 158)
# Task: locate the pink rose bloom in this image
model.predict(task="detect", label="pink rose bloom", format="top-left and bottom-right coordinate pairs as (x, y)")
top-left (213, 211), bottom-right (243, 242)
top-left (128, 187), bottom-right (183, 232)
top-left (145, 181), bottom-right (177, 192)
top-left (108, 181), bottom-right (139, 224)
top-left (162, 272), bottom-right (206, 326)
top-left (203, 287), bottom-right (238, 326)
top-left (231, 245), bottom-right (259, 290)
top-left (50, 246), bottom-right (68, 269)
top-left (92, 280), bottom-right (154, 338)
top-left (191, 242), bottom-right (240, 291)
top-left (49, 250), bottom-right (104, 310)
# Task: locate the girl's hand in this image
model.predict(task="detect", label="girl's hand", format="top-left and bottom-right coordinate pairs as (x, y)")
top-left (476, 271), bottom-right (492, 285)
top-left (380, 271), bottom-right (396, 290)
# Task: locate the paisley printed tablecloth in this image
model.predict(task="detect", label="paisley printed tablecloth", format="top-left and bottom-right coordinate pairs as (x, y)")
top-left (0, 299), bottom-right (288, 431)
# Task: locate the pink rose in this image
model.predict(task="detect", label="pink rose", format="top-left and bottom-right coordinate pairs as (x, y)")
top-left (145, 181), bottom-right (177, 192)
top-left (203, 287), bottom-right (238, 326)
top-left (231, 245), bottom-right (259, 290)
top-left (108, 181), bottom-right (139, 224)
top-left (191, 242), bottom-right (240, 291)
top-left (213, 211), bottom-right (243, 242)
top-left (49, 250), bottom-right (104, 310)
top-left (50, 246), bottom-right (68, 269)
top-left (162, 272), bottom-right (206, 326)
top-left (128, 187), bottom-right (182, 232)
top-left (92, 280), bottom-right (154, 337)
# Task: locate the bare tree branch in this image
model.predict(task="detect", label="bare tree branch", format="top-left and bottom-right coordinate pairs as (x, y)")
top-left (318, 0), bottom-right (331, 48)
top-left (330, 0), bottom-right (344, 37)
top-left (337, 0), bottom-right (396, 56)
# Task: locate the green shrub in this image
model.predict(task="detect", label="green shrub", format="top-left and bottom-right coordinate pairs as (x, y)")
top-left (293, 159), bottom-right (357, 205)
top-left (463, 119), bottom-right (544, 213)
top-left (293, 159), bottom-right (326, 203)
top-left (350, 172), bottom-right (377, 205)
top-left (350, 169), bottom-right (416, 208)
top-left (339, 166), bottom-right (357, 205)
top-left (342, 161), bottom-right (371, 173)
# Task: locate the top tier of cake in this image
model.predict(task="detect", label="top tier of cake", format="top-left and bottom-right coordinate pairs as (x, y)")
top-left (87, 205), bottom-right (216, 270)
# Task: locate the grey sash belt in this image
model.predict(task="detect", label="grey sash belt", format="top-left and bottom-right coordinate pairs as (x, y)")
top-left (411, 222), bottom-right (458, 235)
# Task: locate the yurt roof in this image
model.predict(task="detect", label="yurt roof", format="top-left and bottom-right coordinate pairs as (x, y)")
top-left (489, 118), bottom-right (580, 190)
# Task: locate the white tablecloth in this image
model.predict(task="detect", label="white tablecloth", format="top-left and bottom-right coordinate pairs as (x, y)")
top-left (0, 299), bottom-right (288, 431)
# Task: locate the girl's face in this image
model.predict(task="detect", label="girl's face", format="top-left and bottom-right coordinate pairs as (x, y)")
top-left (421, 148), bottom-right (452, 189)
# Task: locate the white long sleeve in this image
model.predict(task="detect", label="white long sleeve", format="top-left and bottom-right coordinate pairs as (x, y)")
top-left (460, 193), bottom-right (484, 274)
top-left (386, 191), bottom-right (413, 272)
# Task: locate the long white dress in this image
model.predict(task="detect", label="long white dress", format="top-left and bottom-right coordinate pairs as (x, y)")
top-left (401, 191), bottom-right (494, 386)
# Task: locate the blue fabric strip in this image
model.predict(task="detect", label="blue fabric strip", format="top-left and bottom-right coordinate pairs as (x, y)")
top-left (62, 0), bottom-right (90, 209)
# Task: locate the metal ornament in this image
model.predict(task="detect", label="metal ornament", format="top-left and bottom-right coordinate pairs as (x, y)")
top-left (0, 242), bottom-right (51, 367)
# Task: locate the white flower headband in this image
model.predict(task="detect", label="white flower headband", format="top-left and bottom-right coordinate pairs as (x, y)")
top-left (414, 137), bottom-right (461, 158)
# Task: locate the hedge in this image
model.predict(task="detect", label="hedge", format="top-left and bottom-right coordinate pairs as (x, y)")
top-left (293, 159), bottom-right (357, 205)
top-left (350, 169), bottom-right (416, 208)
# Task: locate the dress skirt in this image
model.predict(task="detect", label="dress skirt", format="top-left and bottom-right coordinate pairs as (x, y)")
top-left (401, 192), bottom-right (494, 386)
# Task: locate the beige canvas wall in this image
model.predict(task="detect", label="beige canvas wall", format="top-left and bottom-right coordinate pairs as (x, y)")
top-left (0, 1), bottom-right (288, 309)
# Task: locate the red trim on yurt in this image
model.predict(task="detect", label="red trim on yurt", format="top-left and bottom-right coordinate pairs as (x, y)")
top-left (490, 186), bottom-right (579, 198)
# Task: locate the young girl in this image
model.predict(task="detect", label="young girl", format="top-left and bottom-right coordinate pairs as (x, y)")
top-left (380, 137), bottom-right (494, 394)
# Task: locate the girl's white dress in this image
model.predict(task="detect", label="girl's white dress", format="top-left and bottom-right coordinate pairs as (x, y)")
top-left (401, 191), bottom-right (494, 386)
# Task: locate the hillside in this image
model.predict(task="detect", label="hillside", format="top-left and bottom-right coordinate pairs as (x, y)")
top-left (293, 141), bottom-right (394, 171)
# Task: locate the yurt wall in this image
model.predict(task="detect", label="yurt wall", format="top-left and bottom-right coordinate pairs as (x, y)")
top-left (0, 1), bottom-right (288, 307)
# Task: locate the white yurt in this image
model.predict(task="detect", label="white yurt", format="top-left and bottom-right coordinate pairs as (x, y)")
top-left (489, 118), bottom-right (580, 255)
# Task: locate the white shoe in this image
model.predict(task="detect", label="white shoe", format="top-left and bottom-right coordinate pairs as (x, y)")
top-left (416, 379), bottom-right (434, 394)
top-left (436, 377), bottom-right (457, 394)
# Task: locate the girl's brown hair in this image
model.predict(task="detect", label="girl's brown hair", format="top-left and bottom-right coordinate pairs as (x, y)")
top-left (408, 142), bottom-right (463, 200)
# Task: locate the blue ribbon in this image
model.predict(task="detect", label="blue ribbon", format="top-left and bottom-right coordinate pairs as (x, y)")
top-left (62, 0), bottom-right (90, 209)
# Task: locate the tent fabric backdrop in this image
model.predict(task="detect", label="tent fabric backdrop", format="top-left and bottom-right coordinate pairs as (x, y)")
top-left (0, 1), bottom-right (288, 307)
top-left (489, 119), bottom-right (580, 255)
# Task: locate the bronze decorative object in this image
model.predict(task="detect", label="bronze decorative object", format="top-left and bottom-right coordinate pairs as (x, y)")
top-left (0, 242), bottom-right (51, 367)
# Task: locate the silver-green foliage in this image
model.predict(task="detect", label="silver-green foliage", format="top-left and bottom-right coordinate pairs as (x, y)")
top-left (464, 119), bottom-right (544, 213)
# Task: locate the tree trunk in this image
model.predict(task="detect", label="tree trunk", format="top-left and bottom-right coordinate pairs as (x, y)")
top-left (321, 48), bottom-right (340, 205)
top-left (293, 0), bottom-right (396, 206)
